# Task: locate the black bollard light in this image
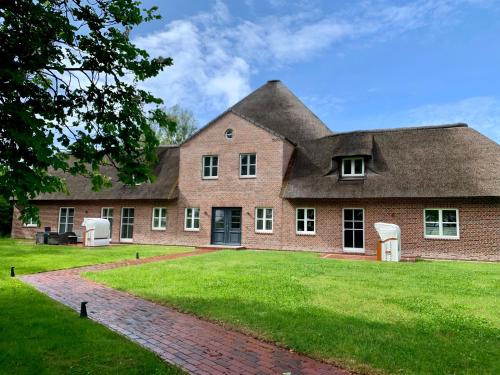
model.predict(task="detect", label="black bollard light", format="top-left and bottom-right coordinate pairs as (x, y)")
top-left (10, 266), bottom-right (15, 277)
top-left (136, 252), bottom-right (139, 259)
top-left (80, 301), bottom-right (88, 318)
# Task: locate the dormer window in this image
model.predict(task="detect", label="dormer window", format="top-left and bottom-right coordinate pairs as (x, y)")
top-left (342, 157), bottom-right (364, 177)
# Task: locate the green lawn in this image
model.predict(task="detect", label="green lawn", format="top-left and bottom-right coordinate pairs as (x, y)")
top-left (1, 238), bottom-right (191, 275)
top-left (86, 250), bottom-right (500, 375)
top-left (0, 238), bottom-right (189, 374)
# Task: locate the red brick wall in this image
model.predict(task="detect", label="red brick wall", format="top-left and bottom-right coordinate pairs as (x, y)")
top-left (11, 200), bottom-right (178, 245)
top-left (10, 110), bottom-right (499, 261)
top-left (281, 198), bottom-right (500, 261)
top-left (11, 197), bottom-right (500, 260)
top-left (176, 112), bottom-right (295, 249)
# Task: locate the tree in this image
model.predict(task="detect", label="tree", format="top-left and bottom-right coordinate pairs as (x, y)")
top-left (0, 196), bottom-right (12, 237)
top-left (153, 105), bottom-right (198, 145)
top-left (0, 0), bottom-right (175, 222)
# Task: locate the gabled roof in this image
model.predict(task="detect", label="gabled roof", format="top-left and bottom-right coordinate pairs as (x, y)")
top-left (282, 124), bottom-right (500, 199)
top-left (183, 80), bottom-right (332, 146)
top-left (34, 146), bottom-right (179, 201)
top-left (231, 80), bottom-right (332, 143)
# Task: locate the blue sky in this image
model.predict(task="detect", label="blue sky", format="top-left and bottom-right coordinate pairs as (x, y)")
top-left (133, 0), bottom-right (500, 142)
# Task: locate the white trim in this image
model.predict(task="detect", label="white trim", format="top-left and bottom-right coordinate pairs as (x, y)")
top-left (342, 208), bottom-right (365, 252)
top-left (101, 207), bottom-right (113, 218)
top-left (239, 153), bottom-right (257, 178)
top-left (202, 155), bottom-right (219, 179)
top-left (341, 157), bottom-right (365, 177)
top-left (23, 217), bottom-right (38, 227)
top-left (423, 208), bottom-right (460, 240)
top-left (151, 207), bottom-right (167, 230)
top-left (120, 207), bottom-right (134, 242)
top-left (101, 207), bottom-right (114, 240)
top-left (296, 208), bottom-right (316, 235)
top-left (58, 207), bottom-right (75, 233)
top-left (184, 207), bottom-right (200, 231)
top-left (255, 207), bottom-right (273, 233)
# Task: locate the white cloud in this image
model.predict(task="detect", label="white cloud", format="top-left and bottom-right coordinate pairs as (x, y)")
top-left (133, 0), bottom-right (496, 124)
top-left (352, 96), bottom-right (500, 143)
top-left (405, 97), bottom-right (500, 141)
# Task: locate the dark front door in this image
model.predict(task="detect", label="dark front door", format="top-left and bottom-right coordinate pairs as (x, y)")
top-left (211, 208), bottom-right (242, 245)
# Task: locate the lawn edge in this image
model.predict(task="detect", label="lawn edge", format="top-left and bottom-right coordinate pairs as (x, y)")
top-left (82, 273), bottom-right (382, 375)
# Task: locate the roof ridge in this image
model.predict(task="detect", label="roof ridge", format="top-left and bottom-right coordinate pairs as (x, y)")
top-left (322, 123), bottom-right (468, 138)
top-left (273, 81), bottom-right (332, 135)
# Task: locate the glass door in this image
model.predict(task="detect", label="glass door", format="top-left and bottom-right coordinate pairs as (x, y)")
top-left (120, 207), bottom-right (134, 242)
top-left (211, 208), bottom-right (242, 245)
top-left (343, 208), bottom-right (364, 252)
top-left (101, 207), bottom-right (114, 240)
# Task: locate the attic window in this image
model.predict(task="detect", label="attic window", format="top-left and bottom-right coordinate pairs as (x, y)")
top-left (341, 157), bottom-right (364, 177)
top-left (225, 128), bottom-right (233, 139)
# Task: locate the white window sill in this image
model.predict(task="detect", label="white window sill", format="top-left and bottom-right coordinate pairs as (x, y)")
top-left (342, 174), bottom-right (364, 178)
top-left (184, 228), bottom-right (200, 232)
top-left (152, 227), bottom-right (167, 231)
top-left (296, 231), bottom-right (316, 236)
top-left (343, 248), bottom-right (365, 253)
top-left (202, 176), bottom-right (218, 180)
top-left (255, 230), bottom-right (273, 234)
top-left (240, 175), bottom-right (256, 179)
top-left (24, 225), bottom-right (38, 228)
top-left (424, 235), bottom-right (460, 240)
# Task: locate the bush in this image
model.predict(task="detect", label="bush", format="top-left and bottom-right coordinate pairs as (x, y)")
top-left (0, 196), bottom-right (12, 237)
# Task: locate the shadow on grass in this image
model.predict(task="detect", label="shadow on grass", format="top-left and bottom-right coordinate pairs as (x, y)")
top-left (114, 293), bottom-right (499, 375)
top-left (0, 278), bottom-right (183, 375)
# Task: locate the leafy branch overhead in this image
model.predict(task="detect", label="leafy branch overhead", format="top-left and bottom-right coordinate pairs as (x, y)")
top-left (0, 0), bottom-right (175, 222)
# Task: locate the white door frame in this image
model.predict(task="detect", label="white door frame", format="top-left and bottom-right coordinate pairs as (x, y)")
top-left (342, 208), bottom-right (365, 253)
top-left (101, 207), bottom-right (114, 241)
top-left (120, 207), bottom-right (134, 243)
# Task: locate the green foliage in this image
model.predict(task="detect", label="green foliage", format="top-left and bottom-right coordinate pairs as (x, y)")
top-left (152, 105), bottom-right (198, 145)
top-left (0, 1), bottom-right (174, 222)
top-left (88, 250), bottom-right (500, 375)
top-left (0, 239), bottom-right (187, 374)
top-left (0, 197), bottom-right (12, 236)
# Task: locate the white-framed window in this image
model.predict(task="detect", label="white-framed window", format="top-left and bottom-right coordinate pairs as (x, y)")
top-left (343, 208), bottom-right (364, 252)
top-left (240, 153), bottom-right (256, 178)
top-left (202, 155), bottom-right (218, 179)
top-left (185, 208), bottom-right (200, 231)
top-left (296, 208), bottom-right (315, 235)
top-left (424, 209), bottom-right (459, 239)
top-left (23, 217), bottom-right (38, 227)
top-left (225, 128), bottom-right (233, 139)
top-left (152, 207), bottom-right (167, 230)
top-left (101, 207), bottom-right (114, 237)
top-left (255, 208), bottom-right (273, 233)
top-left (341, 157), bottom-right (364, 177)
top-left (58, 207), bottom-right (74, 233)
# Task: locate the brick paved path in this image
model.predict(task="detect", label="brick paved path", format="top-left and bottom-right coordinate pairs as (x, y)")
top-left (21, 250), bottom-right (349, 375)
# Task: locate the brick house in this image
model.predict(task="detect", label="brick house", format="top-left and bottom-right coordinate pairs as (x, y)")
top-left (12, 80), bottom-right (500, 260)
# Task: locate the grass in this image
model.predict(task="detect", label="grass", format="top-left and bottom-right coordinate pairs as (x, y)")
top-left (86, 250), bottom-right (500, 375)
top-left (1, 238), bottom-right (191, 275)
top-left (0, 238), bottom-right (189, 374)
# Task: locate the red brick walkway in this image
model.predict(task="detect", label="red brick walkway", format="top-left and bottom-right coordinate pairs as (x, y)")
top-left (20, 250), bottom-right (349, 375)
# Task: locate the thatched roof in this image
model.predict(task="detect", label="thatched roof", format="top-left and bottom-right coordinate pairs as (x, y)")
top-left (231, 80), bottom-right (332, 143)
top-left (282, 124), bottom-right (500, 199)
top-left (184, 80), bottom-right (332, 146)
top-left (34, 146), bottom-right (179, 201)
top-left (33, 81), bottom-right (500, 202)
